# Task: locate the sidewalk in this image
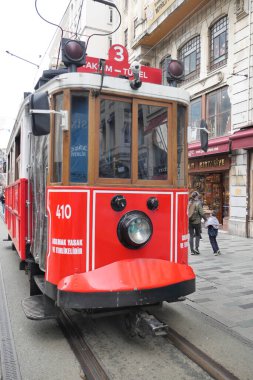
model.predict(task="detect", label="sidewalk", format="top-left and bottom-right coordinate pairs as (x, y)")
top-left (186, 230), bottom-right (253, 343)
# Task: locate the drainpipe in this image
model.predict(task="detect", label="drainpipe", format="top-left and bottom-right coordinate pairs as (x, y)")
top-left (247, 0), bottom-right (252, 126)
top-left (246, 150), bottom-right (250, 238)
top-left (245, 2), bottom-right (252, 237)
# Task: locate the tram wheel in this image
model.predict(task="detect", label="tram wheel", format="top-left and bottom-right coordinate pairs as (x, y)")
top-left (11, 243), bottom-right (16, 251)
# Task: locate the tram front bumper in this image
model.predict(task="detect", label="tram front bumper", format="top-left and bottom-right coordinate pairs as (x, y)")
top-left (56, 258), bottom-right (195, 309)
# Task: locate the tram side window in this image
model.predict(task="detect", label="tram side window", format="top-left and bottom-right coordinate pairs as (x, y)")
top-left (99, 99), bottom-right (132, 179)
top-left (70, 95), bottom-right (88, 183)
top-left (177, 105), bottom-right (186, 187)
top-left (52, 94), bottom-right (63, 183)
top-left (138, 105), bottom-right (168, 180)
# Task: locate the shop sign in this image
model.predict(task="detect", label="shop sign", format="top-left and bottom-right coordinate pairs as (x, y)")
top-left (146, 0), bottom-right (176, 27)
top-left (188, 156), bottom-right (230, 173)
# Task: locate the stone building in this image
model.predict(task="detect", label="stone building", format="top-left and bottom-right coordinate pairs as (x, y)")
top-left (114, 0), bottom-right (253, 237)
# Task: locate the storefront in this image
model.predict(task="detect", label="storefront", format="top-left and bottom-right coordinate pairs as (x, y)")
top-left (188, 137), bottom-right (231, 229)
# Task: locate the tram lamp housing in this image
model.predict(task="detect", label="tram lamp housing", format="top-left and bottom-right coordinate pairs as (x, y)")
top-left (166, 58), bottom-right (184, 86)
top-left (147, 197), bottom-right (159, 211)
top-left (111, 195), bottom-right (127, 212)
top-left (61, 38), bottom-right (86, 71)
top-left (117, 211), bottom-right (153, 249)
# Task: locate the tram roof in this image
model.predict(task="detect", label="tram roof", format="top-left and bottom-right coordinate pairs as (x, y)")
top-left (39, 72), bottom-right (190, 104)
top-left (7, 71), bottom-right (189, 152)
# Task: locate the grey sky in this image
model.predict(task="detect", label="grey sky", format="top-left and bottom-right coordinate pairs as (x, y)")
top-left (0, 0), bottom-right (69, 148)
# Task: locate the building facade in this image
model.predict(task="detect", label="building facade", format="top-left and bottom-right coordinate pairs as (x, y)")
top-left (49, 0), bottom-right (116, 68)
top-left (114, 0), bottom-right (253, 237)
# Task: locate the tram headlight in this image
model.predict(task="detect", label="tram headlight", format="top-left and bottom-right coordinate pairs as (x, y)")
top-left (117, 211), bottom-right (153, 249)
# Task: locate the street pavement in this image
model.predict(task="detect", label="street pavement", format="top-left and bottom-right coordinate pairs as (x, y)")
top-left (186, 229), bottom-right (253, 344)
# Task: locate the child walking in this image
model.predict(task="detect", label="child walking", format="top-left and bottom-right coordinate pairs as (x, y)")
top-left (205, 210), bottom-right (221, 256)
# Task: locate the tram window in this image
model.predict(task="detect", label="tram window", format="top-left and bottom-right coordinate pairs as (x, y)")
top-left (138, 105), bottom-right (168, 180)
top-left (99, 99), bottom-right (132, 179)
top-left (70, 95), bottom-right (88, 183)
top-left (52, 93), bottom-right (63, 183)
top-left (177, 105), bottom-right (186, 187)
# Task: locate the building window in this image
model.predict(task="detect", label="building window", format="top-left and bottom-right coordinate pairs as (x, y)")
top-left (109, 7), bottom-right (113, 23)
top-left (108, 36), bottom-right (112, 49)
top-left (160, 55), bottom-right (171, 85)
top-left (210, 16), bottom-right (228, 70)
top-left (189, 87), bottom-right (231, 142)
top-left (206, 87), bottom-right (231, 138)
top-left (133, 18), bottom-right (138, 39)
top-left (124, 29), bottom-right (128, 47)
top-left (189, 97), bottom-right (202, 142)
top-left (178, 36), bottom-right (200, 82)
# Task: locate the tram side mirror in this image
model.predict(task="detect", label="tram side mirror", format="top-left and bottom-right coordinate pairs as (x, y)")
top-left (30, 92), bottom-right (50, 136)
top-left (200, 119), bottom-right (209, 152)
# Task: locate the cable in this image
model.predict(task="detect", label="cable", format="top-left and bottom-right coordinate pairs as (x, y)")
top-left (35, 0), bottom-right (64, 68)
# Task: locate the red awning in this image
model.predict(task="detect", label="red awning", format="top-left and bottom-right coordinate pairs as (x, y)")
top-left (188, 136), bottom-right (230, 157)
top-left (230, 128), bottom-right (253, 150)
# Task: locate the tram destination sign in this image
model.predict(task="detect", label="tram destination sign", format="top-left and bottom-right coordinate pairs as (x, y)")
top-left (78, 44), bottom-right (162, 85)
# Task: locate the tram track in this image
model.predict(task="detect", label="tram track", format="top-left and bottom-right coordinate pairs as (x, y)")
top-left (57, 309), bottom-right (110, 380)
top-left (165, 326), bottom-right (239, 380)
top-left (58, 308), bottom-right (240, 380)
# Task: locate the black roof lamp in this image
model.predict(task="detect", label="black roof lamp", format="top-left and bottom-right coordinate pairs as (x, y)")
top-left (61, 38), bottom-right (86, 72)
top-left (166, 58), bottom-right (184, 86)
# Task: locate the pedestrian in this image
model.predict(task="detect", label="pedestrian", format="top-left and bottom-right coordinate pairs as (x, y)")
top-left (205, 210), bottom-right (221, 256)
top-left (188, 191), bottom-right (207, 255)
top-left (0, 191), bottom-right (5, 215)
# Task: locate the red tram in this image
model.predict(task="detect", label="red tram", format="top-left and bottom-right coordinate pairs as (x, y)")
top-left (5, 42), bottom-right (195, 319)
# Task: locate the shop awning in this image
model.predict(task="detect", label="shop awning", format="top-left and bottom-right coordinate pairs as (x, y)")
top-left (188, 136), bottom-right (230, 158)
top-left (230, 128), bottom-right (253, 150)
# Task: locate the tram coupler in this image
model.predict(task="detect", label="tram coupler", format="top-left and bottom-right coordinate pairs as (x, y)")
top-left (125, 310), bottom-right (168, 337)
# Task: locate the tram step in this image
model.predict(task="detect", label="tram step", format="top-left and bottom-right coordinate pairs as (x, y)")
top-left (22, 295), bottom-right (58, 320)
top-left (34, 274), bottom-right (46, 293)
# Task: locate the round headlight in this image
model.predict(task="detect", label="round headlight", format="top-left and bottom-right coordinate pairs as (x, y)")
top-left (117, 211), bottom-right (153, 249)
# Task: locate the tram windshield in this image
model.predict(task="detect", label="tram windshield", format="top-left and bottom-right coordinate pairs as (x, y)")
top-left (138, 105), bottom-right (168, 180)
top-left (99, 99), bottom-right (170, 181)
top-left (99, 99), bottom-right (132, 179)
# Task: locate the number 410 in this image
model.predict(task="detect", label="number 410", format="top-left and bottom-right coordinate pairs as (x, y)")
top-left (56, 204), bottom-right (72, 219)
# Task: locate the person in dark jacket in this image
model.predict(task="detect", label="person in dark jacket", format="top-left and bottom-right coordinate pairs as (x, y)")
top-left (0, 191), bottom-right (5, 214)
top-left (188, 191), bottom-right (207, 255)
top-left (205, 210), bottom-right (221, 256)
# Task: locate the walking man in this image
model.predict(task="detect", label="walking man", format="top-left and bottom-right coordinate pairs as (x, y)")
top-left (188, 191), bottom-right (207, 255)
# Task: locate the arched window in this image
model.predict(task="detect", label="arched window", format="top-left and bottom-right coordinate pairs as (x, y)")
top-left (178, 36), bottom-right (200, 82)
top-left (210, 16), bottom-right (228, 70)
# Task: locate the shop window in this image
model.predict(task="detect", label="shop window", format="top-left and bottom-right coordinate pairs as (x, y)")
top-left (189, 97), bottom-right (201, 142)
top-left (210, 16), bottom-right (228, 71)
top-left (178, 36), bottom-right (200, 82)
top-left (206, 87), bottom-right (231, 138)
